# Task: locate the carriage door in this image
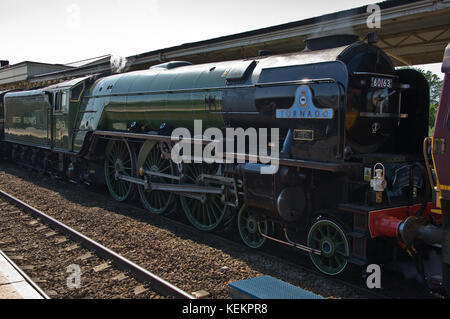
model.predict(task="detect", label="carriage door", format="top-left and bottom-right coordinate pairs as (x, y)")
top-left (52, 90), bottom-right (70, 151)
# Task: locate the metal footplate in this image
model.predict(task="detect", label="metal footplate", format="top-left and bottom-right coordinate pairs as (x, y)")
top-left (228, 276), bottom-right (323, 299)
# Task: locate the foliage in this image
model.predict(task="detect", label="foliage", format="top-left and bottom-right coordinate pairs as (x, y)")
top-left (409, 68), bottom-right (443, 136)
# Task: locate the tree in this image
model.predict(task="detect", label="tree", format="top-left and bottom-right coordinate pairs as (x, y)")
top-left (409, 68), bottom-right (443, 136)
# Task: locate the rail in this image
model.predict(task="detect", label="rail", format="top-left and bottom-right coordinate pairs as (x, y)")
top-left (0, 190), bottom-right (195, 299)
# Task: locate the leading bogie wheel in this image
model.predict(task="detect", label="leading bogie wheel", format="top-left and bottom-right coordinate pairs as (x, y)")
top-left (104, 139), bottom-right (136, 202)
top-left (307, 218), bottom-right (350, 276)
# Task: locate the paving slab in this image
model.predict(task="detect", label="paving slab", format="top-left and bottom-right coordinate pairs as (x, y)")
top-left (0, 250), bottom-right (47, 299)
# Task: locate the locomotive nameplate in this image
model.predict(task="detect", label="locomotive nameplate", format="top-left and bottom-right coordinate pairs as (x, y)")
top-left (276, 85), bottom-right (334, 120)
top-left (371, 77), bottom-right (393, 89)
top-left (293, 129), bottom-right (314, 141)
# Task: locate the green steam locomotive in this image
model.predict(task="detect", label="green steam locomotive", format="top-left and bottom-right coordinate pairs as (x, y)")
top-left (1, 35), bottom-right (446, 293)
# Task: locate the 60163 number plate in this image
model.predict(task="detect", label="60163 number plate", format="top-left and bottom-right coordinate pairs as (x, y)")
top-left (371, 77), bottom-right (393, 88)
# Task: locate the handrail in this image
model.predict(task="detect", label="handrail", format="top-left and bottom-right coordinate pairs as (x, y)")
top-left (423, 137), bottom-right (436, 192)
top-left (81, 77), bottom-right (344, 99)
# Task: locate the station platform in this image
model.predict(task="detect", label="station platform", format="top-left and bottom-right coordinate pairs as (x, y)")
top-left (0, 250), bottom-right (48, 299)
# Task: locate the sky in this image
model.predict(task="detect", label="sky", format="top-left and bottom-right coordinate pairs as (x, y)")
top-left (0, 0), bottom-right (444, 76)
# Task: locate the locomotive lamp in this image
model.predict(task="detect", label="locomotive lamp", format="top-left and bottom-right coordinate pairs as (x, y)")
top-left (370, 163), bottom-right (387, 204)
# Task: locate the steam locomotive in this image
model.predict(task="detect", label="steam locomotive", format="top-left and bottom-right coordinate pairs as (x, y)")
top-left (0, 34), bottom-right (447, 293)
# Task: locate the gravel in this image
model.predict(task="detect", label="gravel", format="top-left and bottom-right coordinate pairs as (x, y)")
top-left (0, 162), bottom-right (370, 299)
top-left (0, 199), bottom-right (163, 299)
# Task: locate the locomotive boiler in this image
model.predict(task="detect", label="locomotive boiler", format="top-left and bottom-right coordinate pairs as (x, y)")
top-left (0, 34), bottom-right (445, 291)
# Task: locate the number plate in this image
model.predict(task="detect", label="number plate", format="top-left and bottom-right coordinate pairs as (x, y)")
top-left (371, 77), bottom-right (393, 89)
top-left (293, 129), bottom-right (314, 141)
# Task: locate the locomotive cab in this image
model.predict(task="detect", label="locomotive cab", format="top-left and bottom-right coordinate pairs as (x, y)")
top-left (258, 35), bottom-right (430, 165)
top-left (341, 41), bottom-right (429, 160)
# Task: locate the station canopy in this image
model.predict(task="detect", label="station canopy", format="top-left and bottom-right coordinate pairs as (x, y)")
top-left (31, 0), bottom-right (450, 83)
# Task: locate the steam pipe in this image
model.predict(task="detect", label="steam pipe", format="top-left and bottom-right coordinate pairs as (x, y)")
top-left (257, 223), bottom-right (321, 255)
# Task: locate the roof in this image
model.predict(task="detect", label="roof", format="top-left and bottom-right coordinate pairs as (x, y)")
top-left (4, 76), bottom-right (95, 99)
top-left (29, 0), bottom-right (450, 83)
top-left (65, 55), bottom-right (111, 68)
top-left (0, 61), bottom-right (73, 85)
top-left (45, 75), bottom-right (94, 90)
top-left (0, 61), bottom-right (69, 69)
top-left (4, 89), bottom-right (46, 99)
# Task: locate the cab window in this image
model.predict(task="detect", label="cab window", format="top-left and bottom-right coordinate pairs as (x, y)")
top-left (54, 93), bottom-right (61, 112)
top-left (70, 83), bottom-right (84, 101)
top-left (61, 91), bottom-right (68, 112)
top-left (54, 91), bottom-right (68, 113)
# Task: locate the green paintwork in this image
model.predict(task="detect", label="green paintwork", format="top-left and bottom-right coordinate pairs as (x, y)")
top-left (137, 140), bottom-right (175, 214)
top-left (4, 89), bottom-right (51, 148)
top-left (5, 60), bottom-right (232, 154)
top-left (104, 139), bottom-right (135, 201)
top-left (180, 163), bottom-right (227, 231)
top-left (4, 76), bottom-right (93, 152)
top-left (73, 62), bottom-right (229, 152)
top-left (307, 219), bottom-right (349, 275)
top-left (237, 205), bottom-right (268, 249)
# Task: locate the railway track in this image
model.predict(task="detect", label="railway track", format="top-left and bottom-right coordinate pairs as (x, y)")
top-left (0, 189), bottom-right (194, 299)
top-left (73, 182), bottom-right (431, 299)
top-left (0, 162), bottom-right (434, 299)
top-left (0, 249), bottom-right (50, 299)
top-left (127, 204), bottom-right (412, 300)
top-left (75, 198), bottom-right (440, 299)
top-left (160, 211), bottom-right (391, 299)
